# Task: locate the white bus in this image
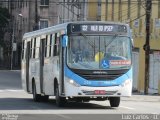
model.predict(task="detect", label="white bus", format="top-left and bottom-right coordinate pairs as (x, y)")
top-left (21, 21), bottom-right (133, 107)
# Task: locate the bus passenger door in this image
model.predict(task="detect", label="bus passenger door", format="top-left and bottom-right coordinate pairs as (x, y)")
top-left (26, 41), bottom-right (31, 92)
top-left (40, 39), bottom-right (45, 93)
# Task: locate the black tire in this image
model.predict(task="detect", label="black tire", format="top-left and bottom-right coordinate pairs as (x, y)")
top-left (32, 82), bottom-right (41, 102)
top-left (55, 86), bottom-right (66, 107)
top-left (109, 97), bottom-right (120, 107)
top-left (41, 95), bottom-right (49, 102)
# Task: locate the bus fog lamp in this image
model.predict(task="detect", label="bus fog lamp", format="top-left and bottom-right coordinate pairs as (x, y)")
top-left (69, 80), bottom-right (74, 84)
top-left (121, 79), bottom-right (131, 87)
top-left (67, 79), bottom-right (80, 87)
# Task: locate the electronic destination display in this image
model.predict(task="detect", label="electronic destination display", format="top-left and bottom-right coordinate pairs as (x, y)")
top-left (70, 24), bottom-right (127, 34)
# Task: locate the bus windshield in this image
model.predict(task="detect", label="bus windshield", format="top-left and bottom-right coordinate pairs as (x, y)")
top-left (67, 35), bottom-right (132, 70)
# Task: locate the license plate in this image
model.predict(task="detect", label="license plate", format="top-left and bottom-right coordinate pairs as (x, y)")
top-left (94, 90), bottom-right (106, 95)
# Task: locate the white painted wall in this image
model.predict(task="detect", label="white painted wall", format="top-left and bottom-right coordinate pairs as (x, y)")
top-left (149, 51), bottom-right (160, 94)
top-left (132, 51), bottom-right (139, 91)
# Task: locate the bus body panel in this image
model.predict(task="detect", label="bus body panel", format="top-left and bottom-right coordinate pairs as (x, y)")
top-left (64, 68), bottom-right (132, 97)
top-left (21, 59), bottom-right (27, 91)
top-left (43, 57), bottom-right (54, 95)
top-left (21, 21), bottom-right (133, 105)
top-left (43, 57), bottom-right (60, 95)
top-left (29, 59), bottom-right (41, 94)
top-left (64, 66), bottom-right (132, 87)
top-left (64, 80), bottom-right (132, 97)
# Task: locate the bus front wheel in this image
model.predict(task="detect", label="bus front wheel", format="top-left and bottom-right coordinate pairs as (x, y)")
top-left (55, 86), bottom-right (66, 107)
top-left (109, 97), bottom-right (120, 107)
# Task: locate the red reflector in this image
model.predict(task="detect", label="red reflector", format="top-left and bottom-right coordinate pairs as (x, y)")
top-left (94, 90), bottom-right (106, 95)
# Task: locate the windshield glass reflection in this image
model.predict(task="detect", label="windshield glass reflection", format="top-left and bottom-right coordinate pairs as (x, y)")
top-left (67, 35), bottom-right (131, 70)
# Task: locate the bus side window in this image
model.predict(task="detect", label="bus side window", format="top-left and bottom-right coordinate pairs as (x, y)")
top-left (53, 33), bottom-right (60, 56)
top-left (49, 34), bottom-right (52, 57)
top-left (30, 39), bottom-right (33, 58)
top-left (22, 40), bottom-right (25, 59)
top-left (46, 35), bottom-right (51, 57)
top-left (51, 34), bottom-right (55, 57)
top-left (35, 37), bottom-right (40, 59)
top-left (45, 35), bottom-right (48, 58)
top-left (33, 38), bottom-right (36, 58)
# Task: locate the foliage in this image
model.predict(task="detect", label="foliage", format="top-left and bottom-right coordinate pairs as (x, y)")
top-left (0, 7), bottom-right (10, 46)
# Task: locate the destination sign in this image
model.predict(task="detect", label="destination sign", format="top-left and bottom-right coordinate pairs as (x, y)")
top-left (71, 24), bottom-right (127, 33)
top-left (81, 25), bottom-right (114, 32)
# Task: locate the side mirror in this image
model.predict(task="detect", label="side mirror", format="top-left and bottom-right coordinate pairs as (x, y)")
top-left (62, 35), bottom-right (68, 47)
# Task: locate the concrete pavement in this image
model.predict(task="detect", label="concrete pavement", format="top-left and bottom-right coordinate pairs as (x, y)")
top-left (122, 93), bottom-right (160, 102)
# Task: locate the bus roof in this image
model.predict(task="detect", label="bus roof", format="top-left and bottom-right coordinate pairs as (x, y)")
top-left (23, 21), bottom-right (129, 39)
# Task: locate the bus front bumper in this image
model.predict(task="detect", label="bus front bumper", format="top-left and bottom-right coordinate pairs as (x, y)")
top-left (64, 79), bottom-right (132, 97)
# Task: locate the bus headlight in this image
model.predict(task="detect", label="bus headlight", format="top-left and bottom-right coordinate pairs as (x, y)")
top-left (121, 79), bottom-right (131, 87)
top-left (67, 79), bottom-right (80, 87)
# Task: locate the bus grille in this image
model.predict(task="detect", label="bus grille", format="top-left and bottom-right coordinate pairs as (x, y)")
top-left (79, 74), bottom-right (121, 80)
top-left (71, 69), bottom-right (129, 81)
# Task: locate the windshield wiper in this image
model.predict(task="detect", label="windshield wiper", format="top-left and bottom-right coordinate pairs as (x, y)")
top-left (79, 32), bottom-right (87, 38)
top-left (105, 34), bottom-right (118, 48)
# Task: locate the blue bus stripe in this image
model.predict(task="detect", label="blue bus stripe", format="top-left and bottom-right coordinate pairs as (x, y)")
top-left (64, 66), bottom-right (132, 87)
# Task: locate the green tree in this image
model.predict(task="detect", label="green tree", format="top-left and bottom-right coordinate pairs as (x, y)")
top-left (0, 7), bottom-right (10, 47)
